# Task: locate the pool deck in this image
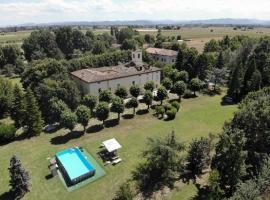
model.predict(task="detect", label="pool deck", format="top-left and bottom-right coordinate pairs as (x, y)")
top-left (57, 148), bottom-right (106, 192)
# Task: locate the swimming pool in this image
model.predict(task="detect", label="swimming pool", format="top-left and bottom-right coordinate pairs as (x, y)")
top-left (56, 148), bottom-right (96, 185)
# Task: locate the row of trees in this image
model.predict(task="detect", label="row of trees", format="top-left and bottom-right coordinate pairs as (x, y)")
top-left (113, 87), bottom-right (270, 200)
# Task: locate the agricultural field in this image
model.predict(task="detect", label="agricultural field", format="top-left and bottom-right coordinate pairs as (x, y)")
top-left (1, 26), bottom-right (270, 52)
top-left (0, 92), bottom-right (237, 200)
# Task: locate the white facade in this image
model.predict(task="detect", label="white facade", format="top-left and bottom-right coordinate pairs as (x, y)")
top-left (151, 54), bottom-right (177, 65)
top-left (73, 71), bottom-right (161, 96)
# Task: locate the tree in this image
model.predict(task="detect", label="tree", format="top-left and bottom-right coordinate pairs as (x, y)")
top-left (126, 97), bottom-right (138, 115)
top-left (207, 68), bottom-right (228, 90)
top-left (228, 65), bottom-right (243, 101)
top-left (60, 109), bottom-right (77, 132)
top-left (118, 27), bottom-right (135, 44)
top-left (132, 132), bottom-right (185, 194)
top-left (114, 86), bottom-right (128, 99)
top-left (162, 77), bottom-right (173, 91)
top-left (157, 86), bottom-right (168, 105)
top-left (194, 54), bottom-right (210, 80)
top-left (24, 88), bottom-right (44, 137)
top-left (173, 81), bottom-right (186, 101)
top-left (0, 77), bottom-right (13, 118)
top-left (11, 84), bottom-right (25, 128)
top-left (248, 69), bottom-right (262, 92)
top-left (48, 98), bottom-right (69, 124)
top-left (230, 180), bottom-right (260, 200)
top-left (216, 51), bottom-right (225, 69)
top-left (144, 81), bottom-right (155, 92)
top-left (96, 102), bottom-right (110, 126)
top-left (22, 30), bottom-right (62, 61)
top-left (190, 78), bottom-right (203, 96)
top-left (129, 85), bottom-right (141, 99)
top-left (9, 155), bottom-right (30, 200)
top-left (110, 97), bottom-right (125, 122)
top-left (55, 27), bottom-right (74, 58)
top-left (121, 39), bottom-right (137, 50)
top-left (113, 182), bottom-right (135, 200)
top-left (76, 105), bottom-right (91, 133)
top-left (143, 91), bottom-right (153, 110)
top-left (204, 39), bottom-right (220, 52)
top-left (155, 105), bottom-right (165, 118)
top-left (207, 170), bottom-right (224, 200)
top-left (144, 34), bottom-right (155, 44)
top-left (166, 107), bottom-right (177, 120)
top-left (212, 127), bottom-right (247, 195)
top-left (92, 41), bottom-right (106, 55)
top-left (82, 94), bottom-right (97, 112)
top-left (178, 71), bottom-right (189, 82)
top-left (99, 89), bottom-right (113, 103)
top-left (175, 48), bottom-right (184, 71)
top-left (186, 137), bottom-right (211, 180)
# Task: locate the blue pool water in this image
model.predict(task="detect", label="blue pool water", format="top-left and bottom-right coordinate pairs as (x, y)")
top-left (56, 148), bottom-right (95, 180)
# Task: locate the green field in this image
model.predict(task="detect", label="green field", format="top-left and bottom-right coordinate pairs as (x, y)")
top-left (0, 93), bottom-right (237, 200)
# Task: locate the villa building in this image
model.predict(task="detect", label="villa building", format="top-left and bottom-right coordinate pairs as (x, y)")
top-left (146, 47), bottom-right (178, 65)
top-left (71, 50), bottom-right (161, 95)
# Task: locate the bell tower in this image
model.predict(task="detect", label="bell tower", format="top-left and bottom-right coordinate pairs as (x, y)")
top-left (132, 50), bottom-right (143, 66)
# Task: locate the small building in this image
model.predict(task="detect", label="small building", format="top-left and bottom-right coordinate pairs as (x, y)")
top-left (71, 50), bottom-right (161, 96)
top-left (146, 47), bottom-right (178, 65)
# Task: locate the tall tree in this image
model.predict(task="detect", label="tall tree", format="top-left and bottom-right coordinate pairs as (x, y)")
top-left (76, 105), bottom-right (91, 133)
top-left (0, 77), bottom-right (13, 118)
top-left (24, 88), bottom-right (44, 137)
top-left (216, 51), bottom-right (225, 69)
top-left (175, 48), bottom-right (184, 71)
top-left (132, 132), bottom-right (185, 194)
top-left (11, 84), bottom-right (25, 128)
top-left (190, 78), bottom-right (203, 96)
top-left (186, 137), bottom-right (211, 180)
top-left (228, 65), bottom-right (243, 101)
top-left (212, 127), bottom-right (247, 195)
top-left (9, 155), bottom-right (31, 200)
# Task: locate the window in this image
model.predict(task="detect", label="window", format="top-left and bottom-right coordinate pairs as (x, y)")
top-left (138, 53), bottom-right (140, 59)
top-left (117, 83), bottom-right (120, 87)
top-left (172, 59), bottom-right (174, 62)
top-left (98, 88), bottom-right (101, 93)
top-left (132, 81), bottom-right (135, 85)
top-left (133, 54), bottom-right (135, 58)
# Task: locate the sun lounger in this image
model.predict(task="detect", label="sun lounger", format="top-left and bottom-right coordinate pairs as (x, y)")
top-left (112, 158), bottom-right (122, 165)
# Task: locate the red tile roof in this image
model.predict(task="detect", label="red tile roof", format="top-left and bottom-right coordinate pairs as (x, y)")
top-left (146, 47), bottom-right (178, 57)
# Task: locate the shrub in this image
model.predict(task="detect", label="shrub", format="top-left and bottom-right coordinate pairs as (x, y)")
top-left (0, 123), bottom-right (16, 142)
top-left (163, 103), bottom-right (173, 112)
top-left (166, 107), bottom-right (177, 120)
top-left (155, 105), bottom-right (165, 118)
top-left (171, 101), bottom-right (180, 111)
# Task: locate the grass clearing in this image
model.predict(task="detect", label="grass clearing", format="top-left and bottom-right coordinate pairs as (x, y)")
top-left (0, 94), bottom-right (236, 200)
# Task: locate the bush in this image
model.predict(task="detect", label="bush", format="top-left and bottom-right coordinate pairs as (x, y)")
top-left (166, 107), bottom-right (177, 120)
top-left (155, 105), bottom-right (165, 118)
top-left (0, 123), bottom-right (16, 142)
top-left (171, 101), bottom-right (180, 111)
top-left (163, 103), bottom-right (173, 112)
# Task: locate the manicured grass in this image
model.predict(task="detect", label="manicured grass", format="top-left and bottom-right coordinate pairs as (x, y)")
top-left (0, 94), bottom-right (236, 200)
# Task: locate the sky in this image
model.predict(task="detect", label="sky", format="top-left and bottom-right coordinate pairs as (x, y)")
top-left (1, 0), bottom-right (270, 26)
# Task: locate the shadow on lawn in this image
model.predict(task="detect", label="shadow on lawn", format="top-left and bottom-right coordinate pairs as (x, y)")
top-left (50, 131), bottom-right (84, 145)
top-left (86, 124), bottom-right (104, 134)
top-left (122, 114), bottom-right (134, 119)
top-left (104, 118), bottom-right (119, 128)
top-left (136, 109), bottom-right (149, 115)
top-left (0, 191), bottom-right (13, 200)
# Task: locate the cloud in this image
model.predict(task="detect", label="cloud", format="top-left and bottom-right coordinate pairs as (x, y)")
top-left (0, 0), bottom-right (270, 26)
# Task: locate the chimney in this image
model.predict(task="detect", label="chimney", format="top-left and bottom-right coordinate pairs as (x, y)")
top-left (131, 50), bottom-right (143, 66)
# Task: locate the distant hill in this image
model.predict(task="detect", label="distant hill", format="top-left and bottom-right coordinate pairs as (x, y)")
top-left (11, 18), bottom-right (270, 27)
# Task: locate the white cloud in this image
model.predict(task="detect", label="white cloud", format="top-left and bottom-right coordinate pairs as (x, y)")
top-left (0, 0), bottom-right (270, 26)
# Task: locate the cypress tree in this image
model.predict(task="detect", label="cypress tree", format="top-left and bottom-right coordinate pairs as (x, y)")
top-left (228, 66), bottom-right (242, 101)
top-left (24, 88), bottom-right (43, 137)
top-left (216, 51), bottom-right (224, 69)
top-left (243, 57), bottom-right (256, 94)
top-left (175, 48), bottom-right (184, 71)
top-left (11, 84), bottom-right (25, 128)
top-left (9, 155), bottom-right (31, 200)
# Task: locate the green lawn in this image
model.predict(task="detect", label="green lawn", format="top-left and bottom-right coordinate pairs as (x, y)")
top-left (0, 94), bottom-right (236, 200)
